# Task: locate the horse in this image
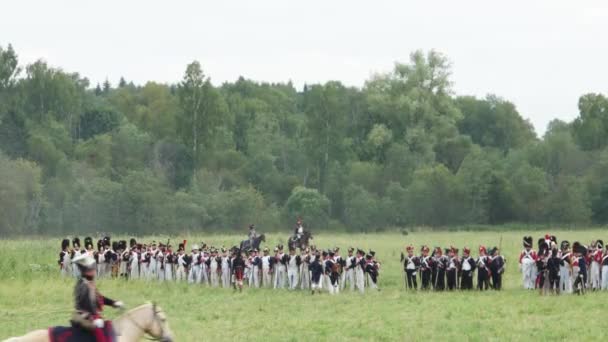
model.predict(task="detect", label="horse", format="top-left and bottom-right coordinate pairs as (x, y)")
top-left (4, 303), bottom-right (173, 342)
top-left (287, 231), bottom-right (313, 250)
top-left (240, 233), bottom-right (265, 251)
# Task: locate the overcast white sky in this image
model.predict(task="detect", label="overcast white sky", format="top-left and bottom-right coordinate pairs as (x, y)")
top-left (2, 0), bottom-right (607, 135)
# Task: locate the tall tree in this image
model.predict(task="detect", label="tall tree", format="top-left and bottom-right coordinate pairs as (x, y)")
top-left (177, 61), bottom-right (228, 173)
top-left (572, 93), bottom-right (608, 150)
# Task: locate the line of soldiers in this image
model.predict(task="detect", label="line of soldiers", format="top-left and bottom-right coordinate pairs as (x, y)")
top-left (59, 237), bottom-right (382, 294)
top-left (400, 245), bottom-right (506, 291)
top-left (519, 235), bottom-right (608, 294)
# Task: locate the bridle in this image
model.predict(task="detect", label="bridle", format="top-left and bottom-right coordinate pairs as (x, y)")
top-left (123, 303), bottom-right (169, 341)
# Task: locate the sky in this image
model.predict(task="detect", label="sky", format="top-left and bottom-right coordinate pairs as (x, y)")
top-left (2, 0), bottom-right (607, 135)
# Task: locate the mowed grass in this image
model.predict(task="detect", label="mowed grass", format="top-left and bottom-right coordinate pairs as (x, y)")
top-left (1, 230), bottom-right (607, 341)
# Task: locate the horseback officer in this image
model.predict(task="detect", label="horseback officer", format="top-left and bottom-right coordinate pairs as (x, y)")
top-left (70, 253), bottom-right (124, 341)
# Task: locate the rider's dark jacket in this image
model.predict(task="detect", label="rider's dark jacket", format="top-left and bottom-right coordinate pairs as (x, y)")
top-left (72, 277), bottom-right (115, 330)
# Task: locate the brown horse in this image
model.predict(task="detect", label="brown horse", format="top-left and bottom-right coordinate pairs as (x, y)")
top-left (4, 303), bottom-right (173, 342)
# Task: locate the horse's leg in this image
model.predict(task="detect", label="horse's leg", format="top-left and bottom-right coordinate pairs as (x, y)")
top-left (4, 329), bottom-right (49, 342)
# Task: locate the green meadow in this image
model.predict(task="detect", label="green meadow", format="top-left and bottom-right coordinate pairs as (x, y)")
top-left (1, 230), bottom-right (606, 341)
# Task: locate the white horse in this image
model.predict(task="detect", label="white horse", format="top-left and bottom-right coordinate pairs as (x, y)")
top-left (4, 303), bottom-right (173, 342)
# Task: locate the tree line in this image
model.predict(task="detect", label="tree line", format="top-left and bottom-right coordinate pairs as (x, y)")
top-left (1, 43), bottom-right (607, 235)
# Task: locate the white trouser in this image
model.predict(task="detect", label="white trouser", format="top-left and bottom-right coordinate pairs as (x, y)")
top-left (590, 262), bottom-right (600, 289)
top-left (250, 267), bottom-right (260, 288)
top-left (130, 264), bottom-right (139, 279)
top-left (149, 260), bottom-right (157, 278)
top-left (287, 267), bottom-right (299, 290)
top-left (300, 266), bottom-right (310, 290)
top-left (342, 269), bottom-right (354, 291)
top-left (200, 265), bottom-right (209, 285)
top-left (140, 264), bottom-right (149, 280)
top-left (559, 265), bottom-right (572, 293)
top-left (602, 266), bottom-right (608, 290)
top-left (61, 264), bottom-right (71, 277)
top-left (521, 261), bottom-right (535, 289)
top-left (262, 267), bottom-right (272, 288)
top-left (355, 269), bottom-right (365, 294)
top-left (164, 264), bottom-right (173, 281)
top-left (222, 269), bottom-right (231, 288)
top-left (210, 268), bottom-right (220, 287)
top-left (157, 265), bottom-right (165, 282)
top-left (275, 265), bottom-right (287, 289)
top-left (189, 265), bottom-right (201, 284)
top-left (176, 266), bottom-right (186, 281)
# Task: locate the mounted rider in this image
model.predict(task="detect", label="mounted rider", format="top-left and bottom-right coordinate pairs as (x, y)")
top-left (71, 253), bottom-right (124, 342)
top-left (294, 218), bottom-right (305, 242)
top-left (248, 224), bottom-right (257, 247)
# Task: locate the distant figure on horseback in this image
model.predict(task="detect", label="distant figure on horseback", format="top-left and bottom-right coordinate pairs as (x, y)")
top-left (288, 218), bottom-right (313, 250)
top-left (71, 253), bottom-right (124, 341)
top-left (240, 224), bottom-right (265, 251)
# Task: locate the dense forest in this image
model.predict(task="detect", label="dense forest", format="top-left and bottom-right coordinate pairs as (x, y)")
top-left (1, 43), bottom-right (607, 235)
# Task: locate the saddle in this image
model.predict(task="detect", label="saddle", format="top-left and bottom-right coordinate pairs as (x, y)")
top-left (49, 322), bottom-right (115, 342)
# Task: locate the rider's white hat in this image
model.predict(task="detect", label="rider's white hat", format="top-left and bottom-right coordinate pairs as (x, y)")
top-left (72, 253), bottom-right (96, 268)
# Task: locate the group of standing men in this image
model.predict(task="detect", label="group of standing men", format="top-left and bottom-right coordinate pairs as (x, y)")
top-left (58, 236), bottom-right (382, 294)
top-left (400, 244), bottom-right (506, 291)
top-left (519, 234), bottom-right (608, 294)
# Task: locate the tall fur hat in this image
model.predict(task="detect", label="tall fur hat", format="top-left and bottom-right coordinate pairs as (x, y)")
top-left (72, 237), bottom-right (81, 248)
top-left (62, 239), bottom-right (70, 250)
top-left (84, 237), bottom-right (93, 249)
top-left (523, 236), bottom-right (533, 248)
top-left (597, 240), bottom-right (604, 249)
top-left (130, 238), bottom-right (137, 248)
top-left (112, 241), bottom-right (119, 251)
top-left (560, 240), bottom-right (570, 251)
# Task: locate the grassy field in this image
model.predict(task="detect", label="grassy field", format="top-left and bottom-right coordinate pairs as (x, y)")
top-left (1, 230), bottom-right (607, 341)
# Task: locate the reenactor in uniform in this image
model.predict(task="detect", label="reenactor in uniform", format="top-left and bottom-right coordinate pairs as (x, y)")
top-left (572, 241), bottom-right (588, 294)
top-left (546, 247), bottom-right (561, 294)
top-left (188, 245), bottom-right (201, 284)
top-left (176, 247), bottom-right (188, 282)
top-left (107, 242), bottom-right (119, 278)
top-left (536, 239), bottom-right (550, 293)
top-left (274, 245), bottom-right (288, 289)
top-left (71, 237), bottom-right (83, 278)
top-left (433, 247), bottom-right (447, 291)
top-left (232, 249), bottom-right (246, 292)
top-left (119, 240), bottom-right (130, 279)
top-left (149, 242), bottom-right (158, 280)
top-left (325, 250), bottom-right (340, 294)
top-left (476, 246), bottom-right (491, 291)
top-left (401, 245), bottom-right (419, 290)
top-left (164, 244), bottom-right (175, 281)
top-left (365, 253), bottom-right (380, 291)
top-left (354, 249), bottom-right (366, 294)
top-left (261, 247), bottom-right (274, 288)
top-left (601, 244), bottom-right (608, 290)
top-left (70, 253), bottom-right (124, 340)
top-left (129, 244), bottom-right (141, 280)
top-left (341, 247), bottom-right (355, 291)
top-left (300, 248), bottom-right (311, 290)
top-left (590, 240), bottom-right (603, 290)
top-left (310, 250), bottom-right (324, 295)
top-left (419, 246), bottom-right (433, 290)
top-left (446, 247), bottom-right (460, 291)
top-left (489, 247), bottom-right (505, 290)
top-left (221, 247), bottom-right (232, 288)
top-left (286, 247), bottom-right (301, 290)
top-left (519, 236), bottom-right (537, 290)
top-left (59, 239), bottom-right (71, 277)
top-left (460, 247), bottom-right (475, 290)
top-left (249, 249), bottom-right (261, 288)
top-left (559, 241), bottom-right (573, 294)
top-left (208, 248), bottom-right (221, 287)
